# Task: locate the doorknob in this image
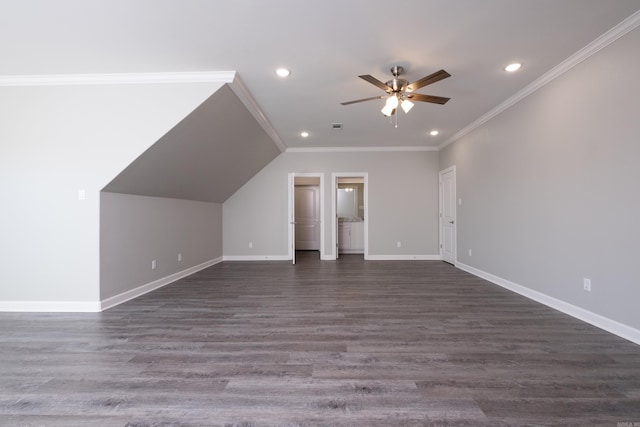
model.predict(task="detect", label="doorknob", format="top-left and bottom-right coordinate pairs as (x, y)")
top-left (449, 220), bottom-right (454, 224)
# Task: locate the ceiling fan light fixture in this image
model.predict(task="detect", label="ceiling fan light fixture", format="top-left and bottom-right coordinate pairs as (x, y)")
top-left (385, 94), bottom-right (399, 109)
top-left (400, 99), bottom-right (414, 113)
top-left (381, 104), bottom-right (395, 117)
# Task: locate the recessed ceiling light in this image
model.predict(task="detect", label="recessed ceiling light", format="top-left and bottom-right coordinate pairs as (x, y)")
top-left (430, 130), bottom-right (439, 136)
top-left (505, 63), bottom-right (522, 72)
top-left (300, 131), bottom-right (309, 138)
top-left (275, 68), bottom-right (291, 77)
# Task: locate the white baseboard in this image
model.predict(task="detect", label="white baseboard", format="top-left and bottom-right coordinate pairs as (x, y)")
top-left (0, 301), bottom-right (101, 312)
top-left (100, 256), bottom-right (223, 311)
top-left (456, 261), bottom-right (640, 346)
top-left (366, 254), bottom-right (442, 261)
top-left (223, 255), bottom-right (290, 261)
top-left (221, 254), bottom-right (443, 261)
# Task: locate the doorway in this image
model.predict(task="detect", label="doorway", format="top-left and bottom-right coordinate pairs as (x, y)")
top-left (332, 173), bottom-right (368, 260)
top-left (439, 166), bottom-right (456, 264)
top-left (288, 173), bottom-right (324, 264)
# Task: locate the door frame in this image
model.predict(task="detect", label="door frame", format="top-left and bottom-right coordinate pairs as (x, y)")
top-left (332, 172), bottom-right (368, 260)
top-left (439, 165), bottom-right (457, 264)
top-left (288, 172), bottom-right (325, 262)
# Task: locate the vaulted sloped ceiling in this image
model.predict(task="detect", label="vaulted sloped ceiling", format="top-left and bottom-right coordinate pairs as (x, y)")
top-left (102, 84), bottom-right (282, 203)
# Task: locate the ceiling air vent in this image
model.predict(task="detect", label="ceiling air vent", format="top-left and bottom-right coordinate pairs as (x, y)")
top-left (332, 123), bottom-right (343, 130)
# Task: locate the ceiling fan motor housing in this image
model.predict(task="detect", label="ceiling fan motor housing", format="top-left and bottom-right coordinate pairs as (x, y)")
top-left (386, 78), bottom-right (408, 93)
top-left (387, 65), bottom-right (408, 92)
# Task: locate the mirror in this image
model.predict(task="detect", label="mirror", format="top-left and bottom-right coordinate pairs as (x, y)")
top-left (337, 187), bottom-right (358, 218)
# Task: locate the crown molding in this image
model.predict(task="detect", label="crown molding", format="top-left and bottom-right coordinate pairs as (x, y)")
top-left (0, 71), bottom-right (236, 87)
top-left (0, 69), bottom-right (288, 153)
top-left (227, 74), bottom-right (287, 153)
top-left (286, 146), bottom-right (438, 153)
top-left (439, 9), bottom-right (640, 150)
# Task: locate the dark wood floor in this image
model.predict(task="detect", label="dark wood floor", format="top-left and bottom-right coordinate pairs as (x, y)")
top-left (1, 252), bottom-right (639, 426)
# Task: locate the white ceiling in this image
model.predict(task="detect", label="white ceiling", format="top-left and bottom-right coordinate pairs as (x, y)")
top-left (2, 0), bottom-right (639, 149)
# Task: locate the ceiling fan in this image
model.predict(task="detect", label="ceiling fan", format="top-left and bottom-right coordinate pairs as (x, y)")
top-left (341, 65), bottom-right (451, 117)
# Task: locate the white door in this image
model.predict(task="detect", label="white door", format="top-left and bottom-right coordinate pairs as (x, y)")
top-left (295, 186), bottom-right (320, 250)
top-left (439, 167), bottom-right (456, 264)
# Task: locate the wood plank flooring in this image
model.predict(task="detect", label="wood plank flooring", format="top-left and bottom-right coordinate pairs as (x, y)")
top-left (1, 252), bottom-right (640, 426)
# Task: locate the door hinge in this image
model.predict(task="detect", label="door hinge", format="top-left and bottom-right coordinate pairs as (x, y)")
top-left (440, 244), bottom-right (443, 248)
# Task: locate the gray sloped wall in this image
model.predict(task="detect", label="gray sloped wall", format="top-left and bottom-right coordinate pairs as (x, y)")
top-left (100, 83), bottom-right (282, 302)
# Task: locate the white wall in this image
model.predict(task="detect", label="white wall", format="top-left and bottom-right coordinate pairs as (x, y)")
top-left (100, 192), bottom-right (222, 300)
top-left (0, 81), bottom-right (221, 307)
top-left (439, 27), bottom-right (640, 331)
top-left (223, 150), bottom-right (440, 259)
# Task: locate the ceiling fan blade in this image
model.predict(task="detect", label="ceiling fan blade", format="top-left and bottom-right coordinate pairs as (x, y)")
top-left (405, 93), bottom-right (450, 105)
top-left (406, 69), bottom-right (451, 91)
top-left (340, 95), bottom-right (385, 105)
top-left (358, 75), bottom-right (392, 92)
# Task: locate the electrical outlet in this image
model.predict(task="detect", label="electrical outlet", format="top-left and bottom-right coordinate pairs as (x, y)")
top-left (151, 260), bottom-right (157, 270)
top-left (249, 242), bottom-right (253, 249)
top-left (583, 278), bottom-right (591, 292)
top-left (178, 253), bottom-right (182, 262)
top-left (468, 249), bottom-right (472, 257)
top-left (397, 241), bottom-right (401, 248)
